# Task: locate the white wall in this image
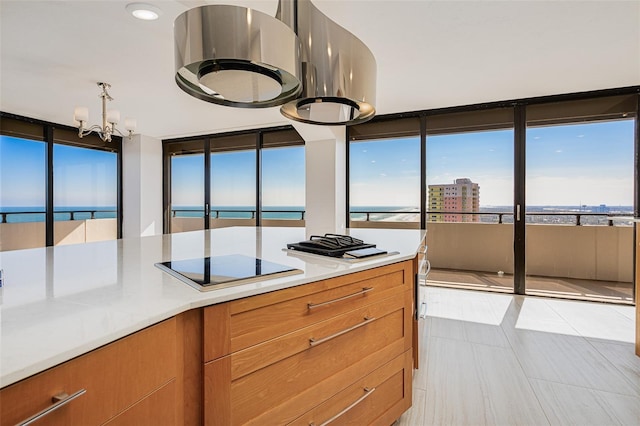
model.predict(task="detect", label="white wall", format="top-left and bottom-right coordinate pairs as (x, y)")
top-left (122, 134), bottom-right (163, 238)
top-left (294, 123), bottom-right (347, 236)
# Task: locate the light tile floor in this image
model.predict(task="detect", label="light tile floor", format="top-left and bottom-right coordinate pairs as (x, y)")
top-left (399, 286), bottom-right (640, 426)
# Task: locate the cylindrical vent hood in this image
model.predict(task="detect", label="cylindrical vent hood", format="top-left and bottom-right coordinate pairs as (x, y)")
top-left (277, 0), bottom-right (377, 125)
top-left (174, 5), bottom-right (302, 108)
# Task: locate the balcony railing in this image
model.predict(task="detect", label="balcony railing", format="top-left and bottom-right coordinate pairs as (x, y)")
top-left (0, 209), bottom-right (117, 223)
top-left (350, 210), bottom-right (634, 226)
top-left (171, 209), bottom-right (306, 220)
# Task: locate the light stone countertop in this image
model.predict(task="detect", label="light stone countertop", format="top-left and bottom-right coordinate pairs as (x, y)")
top-left (0, 226), bottom-right (426, 388)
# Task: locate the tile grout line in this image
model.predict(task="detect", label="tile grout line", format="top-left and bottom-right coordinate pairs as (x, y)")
top-left (496, 295), bottom-right (556, 426)
top-left (543, 298), bottom-right (640, 398)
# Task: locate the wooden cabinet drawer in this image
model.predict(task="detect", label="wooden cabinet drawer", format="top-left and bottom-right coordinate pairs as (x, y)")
top-left (289, 350), bottom-right (413, 426)
top-left (1, 319), bottom-right (176, 426)
top-left (104, 379), bottom-right (176, 426)
top-left (204, 260), bottom-right (414, 361)
top-left (204, 290), bottom-right (412, 425)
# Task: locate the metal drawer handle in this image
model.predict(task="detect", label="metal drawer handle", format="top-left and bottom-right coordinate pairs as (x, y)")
top-left (309, 387), bottom-right (376, 426)
top-left (307, 287), bottom-right (373, 310)
top-left (309, 317), bottom-right (376, 347)
top-left (417, 260), bottom-right (431, 286)
top-left (419, 302), bottom-right (428, 319)
top-left (17, 389), bottom-right (87, 426)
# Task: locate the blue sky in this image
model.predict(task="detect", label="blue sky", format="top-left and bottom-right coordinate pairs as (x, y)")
top-left (0, 136), bottom-right (117, 207)
top-left (350, 119), bottom-right (633, 207)
top-left (171, 146), bottom-right (305, 207)
top-left (1, 118), bottom-right (635, 209)
top-left (0, 136), bottom-right (46, 207)
top-left (350, 137), bottom-right (421, 207)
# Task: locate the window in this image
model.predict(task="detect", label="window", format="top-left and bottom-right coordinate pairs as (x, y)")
top-left (53, 143), bottom-right (117, 245)
top-left (348, 117), bottom-right (421, 227)
top-left (0, 114), bottom-right (122, 251)
top-left (524, 94), bottom-right (637, 302)
top-left (262, 146), bottom-right (305, 221)
top-left (172, 152), bottom-right (205, 232)
top-left (210, 149), bottom-right (256, 220)
top-left (261, 128), bottom-right (305, 222)
top-left (0, 134), bottom-right (46, 250)
top-left (163, 126), bottom-right (305, 232)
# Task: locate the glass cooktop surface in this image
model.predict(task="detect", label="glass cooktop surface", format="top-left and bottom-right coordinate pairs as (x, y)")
top-left (155, 254), bottom-right (302, 291)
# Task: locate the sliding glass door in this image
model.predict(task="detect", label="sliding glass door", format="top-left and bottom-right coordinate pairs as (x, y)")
top-left (525, 118), bottom-right (635, 303)
top-left (425, 128), bottom-right (514, 292)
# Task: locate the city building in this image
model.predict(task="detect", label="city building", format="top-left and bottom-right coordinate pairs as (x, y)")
top-left (428, 178), bottom-right (480, 222)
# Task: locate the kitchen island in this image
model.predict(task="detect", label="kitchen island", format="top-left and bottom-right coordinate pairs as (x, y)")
top-left (0, 226), bottom-right (425, 425)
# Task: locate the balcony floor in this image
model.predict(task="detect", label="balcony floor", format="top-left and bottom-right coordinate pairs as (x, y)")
top-left (427, 268), bottom-right (634, 304)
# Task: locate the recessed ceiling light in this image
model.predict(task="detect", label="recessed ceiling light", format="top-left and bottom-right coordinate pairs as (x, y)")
top-left (126, 3), bottom-right (162, 21)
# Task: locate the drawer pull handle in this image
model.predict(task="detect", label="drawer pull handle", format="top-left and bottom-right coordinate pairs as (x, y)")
top-left (17, 389), bottom-right (87, 426)
top-left (310, 387), bottom-right (376, 426)
top-left (309, 317), bottom-right (376, 347)
top-left (307, 287), bottom-right (373, 310)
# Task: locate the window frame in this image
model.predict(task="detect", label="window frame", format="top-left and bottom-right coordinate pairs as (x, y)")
top-left (0, 112), bottom-right (123, 246)
top-left (162, 125), bottom-right (304, 233)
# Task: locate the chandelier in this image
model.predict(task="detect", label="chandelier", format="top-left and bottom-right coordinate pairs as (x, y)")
top-left (73, 82), bottom-right (137, 142)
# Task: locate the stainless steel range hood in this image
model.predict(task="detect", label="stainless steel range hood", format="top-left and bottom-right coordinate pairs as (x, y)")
top-left (174, 4), bottom-right (302, 108)
top-left (277, 0), bottom-right (376, 126)
top-left (173, 0), bottom-right (376, 125)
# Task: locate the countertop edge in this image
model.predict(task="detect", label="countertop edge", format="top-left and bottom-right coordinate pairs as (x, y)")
top-left (1, 244), bottom-right (421, 388)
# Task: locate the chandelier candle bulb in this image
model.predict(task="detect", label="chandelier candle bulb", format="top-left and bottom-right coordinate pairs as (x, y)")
top-left (107, 110), bottom-right (120, 124)
top-left (74, 107), bottom-right (89, 123)
top-left (124, 118), bottom-right (137, 132)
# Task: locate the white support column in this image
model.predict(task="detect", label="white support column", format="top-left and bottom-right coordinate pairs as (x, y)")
top-left (122, 134), bottom-right (163, 237)
top-left (293, 123), bottom-right (347, 236)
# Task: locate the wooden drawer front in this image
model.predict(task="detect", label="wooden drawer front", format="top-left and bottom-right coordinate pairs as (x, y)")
top-left (289, 350), bottom-right (413, 426)
top-left (104, 379), bottom-right (176, 426)
top-left (231, 291), bottom-right (409, 380)
top-left (228, 261), bottom-right (413, 354)
top-left (204, 291), bottom-right (412, 425)
top-left (1, 319), bottom-right (176, 426)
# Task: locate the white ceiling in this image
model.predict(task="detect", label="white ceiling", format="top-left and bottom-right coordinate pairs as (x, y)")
top-left (1, 0), bottom-right (638, 140)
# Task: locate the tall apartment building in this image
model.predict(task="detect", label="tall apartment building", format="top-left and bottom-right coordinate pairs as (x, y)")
top-left (428, 178), bottom-right (480, 222)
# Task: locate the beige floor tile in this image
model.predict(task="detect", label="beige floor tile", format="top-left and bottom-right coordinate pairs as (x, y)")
top-left (546, 298), bottom-right (635, 343)
top-left (530, 378), bottom-right (625, 426)
top-left (424, 337), bottom-right (491, 425)
top-left (500, 296), bottom-right (580, 335)
top-left (503, 328), bottom-right (639, 397)
top-left (472, 344), bottom-right (549, 425)
top-left (397, 388), bottom-right (427, 426)
top-left (463, 321), bottom-right (510, 348)
top-left (589, 339), bottom-right (640, 396)
top-left (429, 316), bottom-right (466, 341)
top-left (598, 390), bottom-right (640, 425)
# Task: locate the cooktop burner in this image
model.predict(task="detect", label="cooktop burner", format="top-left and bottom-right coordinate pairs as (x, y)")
top-left (287, 233), bottom-right (386, 258)
top-left (155, 254), bottom-right (302, 292)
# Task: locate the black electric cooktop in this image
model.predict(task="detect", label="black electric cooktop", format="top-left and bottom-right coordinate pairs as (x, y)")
top-left (155, 254), bottom-right (302, 292)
